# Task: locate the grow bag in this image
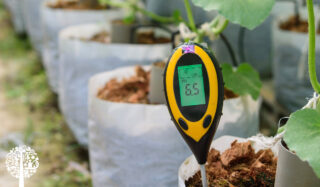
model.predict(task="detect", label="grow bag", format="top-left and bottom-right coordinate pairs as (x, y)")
top-left (275, 95), bottom-right (320, 187)
top-left (41, 1), bottom-right (123, 93)
top-left (272, 11), bottom-right (320, 112)
top-left (211, 2), bottom-right (294, 78)
top-left (21, 0), bottom-right (46, 55)
top-left (59, 24), bottom-right (172, 146)
top-left (88, 66), bottom-right (188, 187)
top-left (3, 0), bottom-right (25, 34)
top-left (146, 0), bottom-right (212, 25)
top-left (275, 140), bottom-right (320, 187)
top-left (88, 66), bottom-right (261, 187)
top-left (178, 135), bottom-right (278, 187)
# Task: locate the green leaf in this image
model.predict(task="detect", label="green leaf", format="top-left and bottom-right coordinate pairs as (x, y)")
top-left (191, 0), bottom-right (275, 30)
top-left (277, 126), bottom-right (285, 134)
top-left (123, 11), bottom-right (136, 24)
top-left (317, 99), bottom-right (320, 113)
top-left (173, 10), bottom-right (182, 23)
top-left (222, 63), bottom-right (262, 100)
top-left (284, 109), bottom-right (320, 179)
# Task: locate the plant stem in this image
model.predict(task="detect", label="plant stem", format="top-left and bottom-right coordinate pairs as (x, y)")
top-left (307, 0), bottom-right (320, 93)
top-left (183, 0), bottom-right (197, 32)
top-left (220, 33), bottom-right (238, 67)
top-left (213, 19), bottom-right (229, 35)
top-left (133, 5), bottom-right (175, 23)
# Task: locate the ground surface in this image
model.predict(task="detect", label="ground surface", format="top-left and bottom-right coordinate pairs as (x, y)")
top-left (0, 1), bottom-right (91, 186)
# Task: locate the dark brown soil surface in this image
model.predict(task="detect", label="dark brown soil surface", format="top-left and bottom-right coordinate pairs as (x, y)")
top-left (280, 15), bottom-right (320, 33)
top-left (153, 61), bottom-right (166, 68)
top-left (90, 31), bottom-right (110, 43)
top-left (136, 31), bottom-right (171, 44)
top-left (224, 88), bottom-right (238, 100)
top-left (185, 141), bottom-right (277, 187)
top-left (47, 0), bottom-right (107, 10)
top-left (112, 19), bottom-right (128, 25)
top-left (97, 66), bottom-right (150, 104)
top-left (89, 30), bottom-right (170, 44)
top-left (97, 66), bottom-right (239, 104)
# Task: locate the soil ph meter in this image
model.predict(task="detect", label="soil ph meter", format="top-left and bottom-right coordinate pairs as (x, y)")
top-left (164, 43), bottom-right (224, 186)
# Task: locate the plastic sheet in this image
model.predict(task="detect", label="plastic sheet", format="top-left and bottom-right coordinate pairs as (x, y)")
top-left (41, 1), bottom-right (123, 92)
top-left (88, 66), bottom-right (261, 187)
top-left (3, 0), bottom-right (25, 34)
top-left (59, 23), bottom-right (172, 146)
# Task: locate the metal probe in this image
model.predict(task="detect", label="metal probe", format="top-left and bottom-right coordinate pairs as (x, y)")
top-left (200, 164), bottom-right (208, 187)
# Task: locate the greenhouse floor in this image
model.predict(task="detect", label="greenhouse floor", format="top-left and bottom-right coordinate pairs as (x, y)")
top-left (0, 1), bottom-right (91, 186)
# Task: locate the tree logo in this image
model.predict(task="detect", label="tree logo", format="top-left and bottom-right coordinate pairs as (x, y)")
top-left (5, 145), bottom-right (39, 187)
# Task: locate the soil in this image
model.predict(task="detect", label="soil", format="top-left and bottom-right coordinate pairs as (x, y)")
top-left (224, 88), bottom-right (238, 100)
top-left (136, 30), bottom-right (171, 44)
top-left (47, 0), bottom-right (107, 10)
top-left (185, 141), bottom-right (277, 187)
top-left (112, 19), bottom-right (128, 25)
top-left (280, 15), bottom-right (320, 33)
top-left (153, 61), bottom-right (166, 68)
top-left (97, 66), bottom-right (239, 104)
top-left (97, 66), bottom-right (150, 104)
top-left (89, 29), bottom-right (170, 44)
top-left (90, 31), bottom-right (110, 43)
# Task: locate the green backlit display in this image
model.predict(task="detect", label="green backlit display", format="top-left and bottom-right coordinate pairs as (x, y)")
top-left (178, 64), bottom-right (206, 106)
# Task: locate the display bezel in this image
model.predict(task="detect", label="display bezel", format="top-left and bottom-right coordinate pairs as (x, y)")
top-left (173, 53), bottom-right (210, 122)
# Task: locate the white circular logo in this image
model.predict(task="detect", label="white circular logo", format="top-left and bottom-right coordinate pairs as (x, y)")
top-left (5, 145), bottom-right (39, 187)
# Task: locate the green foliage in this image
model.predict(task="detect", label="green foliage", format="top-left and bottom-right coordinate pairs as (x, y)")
top-left (173, 10), bottom-right (182, 24)
top-left (191, 0), bottom-right (275, 30)
top-left (221, 63), bottom-right (262, 100)
top-left (123, 11), bottom-right (136, 24)
top-left (284, 108), bottom-right (320, 178)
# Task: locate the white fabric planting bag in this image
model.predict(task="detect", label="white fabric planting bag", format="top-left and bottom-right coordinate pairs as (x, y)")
top-left (22, 0), bottom-right (46, 55)
top-left (41, 1), bottom-right (123, 92)
top-left (59, 24), bottom-right (172, 146)
top-left (89, 66), bottom-right (190, 187)
top-left (88, 66), bottom-right (261, 187)
top-left (216, 95), bottom-right (261, 139)
top-left (4, 0), bottom-right (25, 34)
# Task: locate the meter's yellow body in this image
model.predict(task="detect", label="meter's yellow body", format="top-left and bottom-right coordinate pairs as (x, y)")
top-left (164, 43), bottom-right (224, 164)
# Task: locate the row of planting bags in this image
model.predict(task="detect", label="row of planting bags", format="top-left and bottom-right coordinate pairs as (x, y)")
top-left (3, 0), bottom-right (318, 186)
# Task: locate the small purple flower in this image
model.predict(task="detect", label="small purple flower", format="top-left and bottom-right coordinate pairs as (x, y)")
top-left (182, 45), bottom-right (195, 54)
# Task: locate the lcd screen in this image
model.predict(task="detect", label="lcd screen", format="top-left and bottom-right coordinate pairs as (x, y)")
top-left (178, 64), bottom-right (206, 106)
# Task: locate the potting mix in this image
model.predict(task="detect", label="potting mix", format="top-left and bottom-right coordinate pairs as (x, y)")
top-left (186, 141), bottom-right (277, 187)
top-left (97, 66), bottom-right (150, 104)
top-left (47, 0), bottom-right (107, 10)
top-left (88, 30), bottom-right (170, 44)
